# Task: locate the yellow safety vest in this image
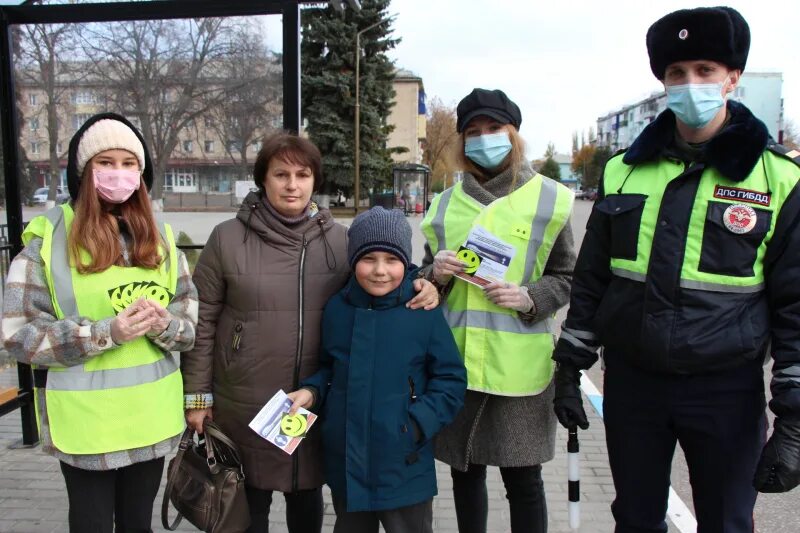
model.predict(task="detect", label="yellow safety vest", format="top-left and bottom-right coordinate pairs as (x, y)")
top-left (602, 148), bottom-right (799, 293)
top-left (23, 204), bottom-right (184, 455)
top-left (421, 175), bottom-right (574, 396)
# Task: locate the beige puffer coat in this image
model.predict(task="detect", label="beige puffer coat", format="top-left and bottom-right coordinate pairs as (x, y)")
top-left (181, 191), bottom-right (350, 491)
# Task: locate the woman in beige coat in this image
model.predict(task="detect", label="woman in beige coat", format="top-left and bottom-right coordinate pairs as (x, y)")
top-left (180, 133), bottom-right (439, 533)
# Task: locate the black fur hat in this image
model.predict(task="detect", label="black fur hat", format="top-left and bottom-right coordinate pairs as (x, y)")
top-left (646, 6), bottom-right (750, 80)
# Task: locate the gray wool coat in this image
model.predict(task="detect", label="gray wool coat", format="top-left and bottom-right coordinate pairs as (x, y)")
top-left (422, 162), bottom-right (577, 469)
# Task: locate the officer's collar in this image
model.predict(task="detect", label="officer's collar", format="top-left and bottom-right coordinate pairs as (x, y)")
top-left (623, 100), bottom-right (770, 182)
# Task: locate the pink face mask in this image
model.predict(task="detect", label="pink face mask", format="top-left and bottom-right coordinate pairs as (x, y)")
top-left (93, 169), bottom-right (141, 203)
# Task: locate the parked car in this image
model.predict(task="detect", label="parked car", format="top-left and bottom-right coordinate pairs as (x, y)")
top-left (576, 189), bottom-right (598, 201)
top-left (29, 186), bottom-right (69, 206)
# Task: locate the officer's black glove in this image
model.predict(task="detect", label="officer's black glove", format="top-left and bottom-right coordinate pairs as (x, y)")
top-left (553, 362), bottom-right (589, 430)
top-left (754, 417), bottom-right (800, 493)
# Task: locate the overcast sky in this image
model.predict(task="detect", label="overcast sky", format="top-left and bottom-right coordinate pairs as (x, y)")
top-left (385, 0), bottom-right (800, 158)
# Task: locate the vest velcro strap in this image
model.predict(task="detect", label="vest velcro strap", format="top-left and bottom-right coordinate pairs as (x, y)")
top-left (46, 357), bottom-right (179, 391)
top-left (443, 307), bottom-right (552, 335)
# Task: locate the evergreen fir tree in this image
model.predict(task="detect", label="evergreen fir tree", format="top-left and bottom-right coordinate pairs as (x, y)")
top-left (301, 0), bottom-right (399, 199)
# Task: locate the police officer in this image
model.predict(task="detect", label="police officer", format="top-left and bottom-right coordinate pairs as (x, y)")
top-left (552, 7), bottom-right (800, 533)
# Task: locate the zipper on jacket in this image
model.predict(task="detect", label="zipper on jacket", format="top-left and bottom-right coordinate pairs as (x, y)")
top-left (408, 377), bottom-right (417, 403)
top-left (231, 322), bottom-right (243, 352)
top-left (292, 235), bottom-right (308, 493)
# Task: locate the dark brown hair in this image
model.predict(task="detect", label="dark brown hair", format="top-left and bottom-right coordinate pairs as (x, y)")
top-left (69, 163), bottom-right (163, 274)
top-left (253, 133), bottom-right (323, 191)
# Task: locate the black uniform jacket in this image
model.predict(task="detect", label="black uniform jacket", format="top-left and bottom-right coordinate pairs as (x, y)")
top-left (554, 101), bottom-right (800, 418)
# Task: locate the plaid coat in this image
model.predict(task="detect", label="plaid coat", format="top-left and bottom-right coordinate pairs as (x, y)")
top-left (2, 236), bottom-right (198, 470)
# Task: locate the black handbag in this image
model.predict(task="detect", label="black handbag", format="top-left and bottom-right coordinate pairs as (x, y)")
top-left (162, 421), bottom-right (250, 533)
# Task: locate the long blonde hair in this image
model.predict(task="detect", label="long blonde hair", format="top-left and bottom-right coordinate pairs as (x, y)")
top-left (69, 168), bottom-right (162, 274)
top-left (455, 125), bottom-right (527, 194)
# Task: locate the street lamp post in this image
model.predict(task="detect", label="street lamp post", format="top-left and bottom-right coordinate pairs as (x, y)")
top-left (354, 15), bottom-right (394, 215)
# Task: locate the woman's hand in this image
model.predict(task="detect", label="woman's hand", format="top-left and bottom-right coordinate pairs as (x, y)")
top-left (185, 408), bottom-right (212, 434)
top-left (110, 299), bottom-right (158, 344)
top-left (408, 278), bottom-right (440, 310)
top-left (432, 250), bottom-right (465, 285)
top-left (141, 299), bottom-right (173, 336)
top-left (483, 281), bottom-right (535, 313)
top-left (287, 388), bottom-right (315, 414)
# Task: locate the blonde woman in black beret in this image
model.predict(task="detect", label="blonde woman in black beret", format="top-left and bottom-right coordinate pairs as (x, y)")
top-left (420, 88), bottom-right (577, 533)
top-left (553, 6), bottom-right (800, 532)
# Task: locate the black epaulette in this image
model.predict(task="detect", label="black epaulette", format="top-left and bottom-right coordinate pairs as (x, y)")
top-left (768, 142), bottom-right (800, 167)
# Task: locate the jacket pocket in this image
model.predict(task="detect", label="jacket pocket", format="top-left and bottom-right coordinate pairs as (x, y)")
top-left (595, 194), bottom-right (647, 260)
top-left (698, 201), bottom-right (771, 277)
top-left (220, 321), bottom-right (244, 367)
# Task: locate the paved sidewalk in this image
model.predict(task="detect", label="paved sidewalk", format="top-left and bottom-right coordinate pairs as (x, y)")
top-left (0, 367), bottom-right (614, 533)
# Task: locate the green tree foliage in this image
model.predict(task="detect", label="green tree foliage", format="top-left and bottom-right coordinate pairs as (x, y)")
top-left (301, 0), bottom-right (399, 197)
top-left (590, 145), bottom-right (613, 187)
top-left (176, 231), bottom-right (200, 272)
top-left (539, 156), bottom-right (561, 181)
top-left (572, 144), bottom-right (612, 189)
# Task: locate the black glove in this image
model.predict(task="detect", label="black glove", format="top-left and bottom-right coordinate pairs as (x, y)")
top-left (754, 417), bottom-right (800, 493)
top-left (553, 362), bottom-right (589, 430)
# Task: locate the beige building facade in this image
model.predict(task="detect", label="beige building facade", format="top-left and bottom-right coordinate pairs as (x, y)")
top-left (388, 68), bottom-right (426, 164)
top-left (18, 78), bottom-right (280, 197)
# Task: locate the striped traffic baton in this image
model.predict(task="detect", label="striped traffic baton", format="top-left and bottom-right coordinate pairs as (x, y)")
top-left (568, 428), bottom-right (580, 530)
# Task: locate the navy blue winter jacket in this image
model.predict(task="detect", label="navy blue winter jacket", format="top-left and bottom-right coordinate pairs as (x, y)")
top-left (302, 274), bottom-right (466, 512)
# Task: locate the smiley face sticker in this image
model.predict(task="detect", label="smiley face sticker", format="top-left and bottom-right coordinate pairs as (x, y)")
top-left (456, 246), bottom-right (482, 274)
top-left (280, 413), bottom-right (309, 438)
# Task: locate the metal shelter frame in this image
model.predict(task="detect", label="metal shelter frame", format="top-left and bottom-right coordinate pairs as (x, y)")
top-left (0, 0), bottom-right (312, 446)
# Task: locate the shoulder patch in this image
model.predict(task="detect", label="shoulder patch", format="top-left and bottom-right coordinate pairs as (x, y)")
top-left (768, 142), bottom-right (800, 166)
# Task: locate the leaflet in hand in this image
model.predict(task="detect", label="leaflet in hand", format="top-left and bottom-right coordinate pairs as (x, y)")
top-left (248, 389), bottom-right (317, 455)
top-left (455, 225), bottom-right (516, 287)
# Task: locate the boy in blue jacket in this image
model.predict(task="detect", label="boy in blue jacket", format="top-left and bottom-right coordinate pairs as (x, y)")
top-left (288, 206), bottom-right (466, 533)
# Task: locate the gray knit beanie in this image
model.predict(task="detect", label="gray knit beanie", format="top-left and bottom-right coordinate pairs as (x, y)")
top-left (347, 207), bottom-right (412, 268)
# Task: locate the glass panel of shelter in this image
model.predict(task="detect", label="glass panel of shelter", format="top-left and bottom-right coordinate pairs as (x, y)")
top-left (10, 12), bottom-right (283, 246)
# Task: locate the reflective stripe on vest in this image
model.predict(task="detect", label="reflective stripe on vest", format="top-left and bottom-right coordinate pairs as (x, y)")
top-left (443, 307), bottom-right (554, 335)
top-left (422, 175), bottom-right (573, 396)
top-left (29, 204), bottom-right (183, 454)
top-left (603, 151), bottom-right (799, 294)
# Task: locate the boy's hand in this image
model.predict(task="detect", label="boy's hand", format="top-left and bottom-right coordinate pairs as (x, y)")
top-left (408, 278), bottom-right (439, 310)
top-left (287, 388), bottom-right (315, 414)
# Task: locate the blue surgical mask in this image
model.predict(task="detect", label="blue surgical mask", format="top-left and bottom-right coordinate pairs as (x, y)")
top-left (666, 82), bottom-right (726, 129)
top-left (464, 132), bottom-right (512, 169)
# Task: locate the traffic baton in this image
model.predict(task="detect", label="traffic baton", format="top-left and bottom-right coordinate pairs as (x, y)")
top-left (568, 428), bottom-right (580, 530)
